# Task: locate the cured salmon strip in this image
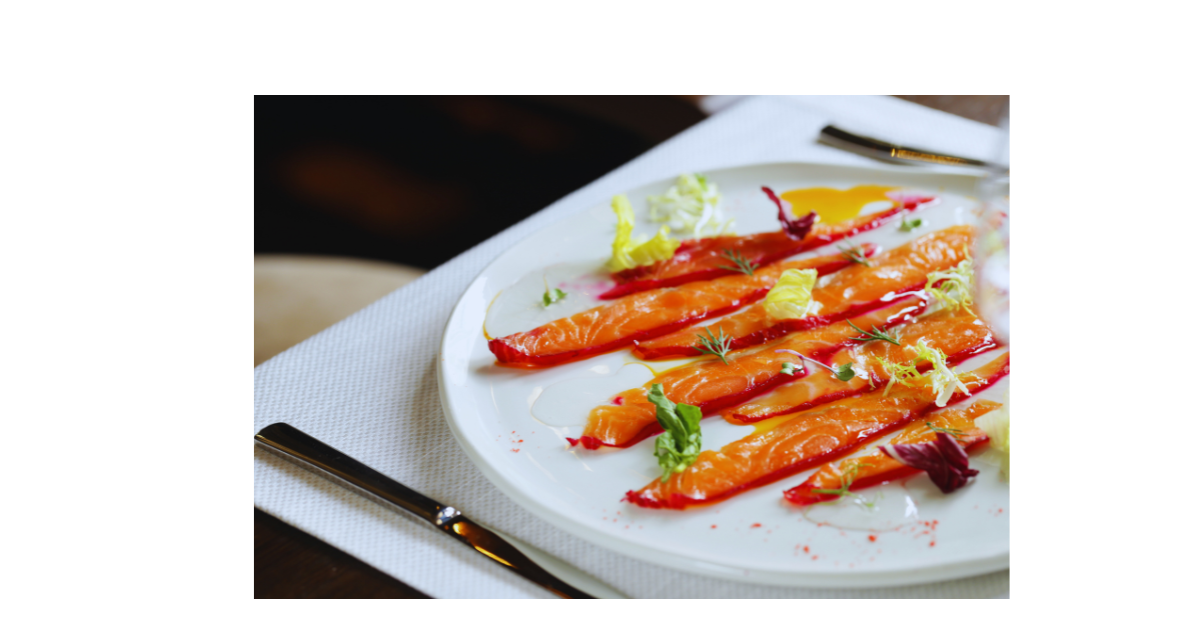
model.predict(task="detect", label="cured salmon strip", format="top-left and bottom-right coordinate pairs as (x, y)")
top-left (724, 310), bottom-right (1000, 423)
top-left (782, 400), bottom-right (1000, 506)
top-left (623, 353), bottom-right (1009, 509)
top-left (633, 225), bottom-right (973, 360)
top-left (599, 194), bottom-right (934, 299)
top-left (571, 299), bottom-right (927, 449)
top-left (488, 252), bottom-right (858, 368)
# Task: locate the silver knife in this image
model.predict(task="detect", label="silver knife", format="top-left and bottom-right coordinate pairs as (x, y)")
top-left (819, 124), bottom-right (1007, 171)
top-left (255, 422), bottom-right (596, 598)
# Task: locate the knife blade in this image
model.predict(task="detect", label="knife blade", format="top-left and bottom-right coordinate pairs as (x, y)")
top-left (818, 124), bottom-right (1006, 171)
top-left (254, 422), bottom-right (596, 599)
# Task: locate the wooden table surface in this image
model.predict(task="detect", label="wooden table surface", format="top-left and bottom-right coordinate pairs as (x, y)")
top-left (254, 95), bottom-right (1008, 599)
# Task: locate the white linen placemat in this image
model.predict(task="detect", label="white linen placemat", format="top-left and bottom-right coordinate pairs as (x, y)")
top-left (254, 95), bottom-right (1009, 598)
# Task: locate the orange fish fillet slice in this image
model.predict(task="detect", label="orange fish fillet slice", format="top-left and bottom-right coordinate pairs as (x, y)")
top-left (573, 297), bottom-right (927, 449)
top-left (488, 252), bottom-right (858, 368)
top-left (725, 309), bottom-right (1000, 423)
top-left (782, 400), bottom-right (1001, 506)
top-left (632, 225), bottom-right (973, 360)
top-left (623, 352), bottom-right (1009, 509)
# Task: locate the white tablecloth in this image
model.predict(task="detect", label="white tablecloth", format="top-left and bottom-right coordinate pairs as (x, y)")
top-left (254, 95), bottom-right (1008, 598)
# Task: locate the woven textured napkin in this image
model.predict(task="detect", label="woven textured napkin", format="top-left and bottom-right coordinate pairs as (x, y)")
top-left (254, 96), bottom-right (1009, 598)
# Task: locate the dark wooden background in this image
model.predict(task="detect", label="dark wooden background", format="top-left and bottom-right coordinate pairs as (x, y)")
top-left (254, 95), bottom-right (1008, 599)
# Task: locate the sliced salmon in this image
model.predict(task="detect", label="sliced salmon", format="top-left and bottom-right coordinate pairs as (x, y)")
top-left (488, 252), bottom-right (858, 368)
top-left (599, 195), bottom-right (934, 299)
top-left (623, 353), bottom-right (1009, 509)
top-left (782, 400), bottom-right (1000, 506)
top-left (633, 225), bottom-right (974, 360)
top-left (571, 299), bottom-right (927, 449)
top-left (724, 309), bottom-right (999, 423)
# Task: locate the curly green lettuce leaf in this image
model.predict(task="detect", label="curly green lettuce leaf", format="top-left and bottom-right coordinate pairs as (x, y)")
top-left (875, 355), bottom-right (922, 397)
top-left (647, 173), bottom-right (733, 238)
top-left (606, 194), bottom-right (681, 273)
top-left (647, 383), bottom-right (702, 482)
top-left (975, 391), bottom-right (1010, 479)
top-left (925, 249), bottom-right (975, 313)
top-left (875, 340), bottom-right (968, 406)
top-left (913, 340), bottom-right (970, 406)
top-left (763, 268), bottom-right (819, 320)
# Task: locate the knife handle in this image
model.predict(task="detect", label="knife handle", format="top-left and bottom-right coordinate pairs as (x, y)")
top-left (256, 423), bottom-right (455, 526)
top-left (255, 423), bottom-right (597, 598)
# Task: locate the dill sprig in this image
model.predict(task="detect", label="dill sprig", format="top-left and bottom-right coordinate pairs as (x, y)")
top-left (716, 249), bottom-right (758, 275)
top-left (811, 461), bottom-right (868, 502)
top-left (847, 319), bottom-right (901, 346)
top-left (838, 241), bottom-right (872, 267)
top-left (925, 422), bottom-right (967, 437)
top-left (899, 217), bottom-right (924, 232)
top-left (694, 327), bottom-right (734, 365)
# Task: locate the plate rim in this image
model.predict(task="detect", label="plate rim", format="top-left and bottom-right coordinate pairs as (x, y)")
top-left (437, 160), bottom-right (1007, 588)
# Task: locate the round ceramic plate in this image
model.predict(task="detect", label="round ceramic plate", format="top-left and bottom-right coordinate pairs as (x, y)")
top-left (437, 162), bottom-right (1009, 588)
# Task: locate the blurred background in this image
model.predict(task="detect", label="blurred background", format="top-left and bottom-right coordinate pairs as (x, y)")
top-left (255, 96), bottom-right (1007, 366)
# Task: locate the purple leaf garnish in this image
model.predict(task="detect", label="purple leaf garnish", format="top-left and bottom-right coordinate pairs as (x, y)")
top-left (762, 186), bottom-right (816, 240)
top-left (879, 432), bottom-right (979, 493)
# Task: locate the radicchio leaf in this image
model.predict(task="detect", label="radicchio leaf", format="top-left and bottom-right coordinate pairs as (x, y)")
top-left (879, 432), bottom-right (979, 493)
top-left (762, 186), bottom-right (816, 240)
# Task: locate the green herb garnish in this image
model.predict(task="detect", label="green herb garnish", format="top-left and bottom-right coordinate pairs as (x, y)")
top-left (647, 383), bottom-right (702, 482)
top-left (899, 217), bottom-right (924, 232)
top-left (694, 326), bottom-right (733, 365)
top-left (716, 249), bottom-right (758, 276)
top-left (828, 362), bottom-right (857, 381)
top-left (811, 461), bottom-right (869, 503)
top-left (925, 421), bottom-right (967, 437)
top-left (542, 287), bottom-right (567, 307)
top-left (794, 353), bottom-right (855, 381)
top-left (838, 241), bottom-right (872, 267)
top-left (847, 319), bottom-right (901, 346)
top-left (780, 362), bottom-right (800, 376)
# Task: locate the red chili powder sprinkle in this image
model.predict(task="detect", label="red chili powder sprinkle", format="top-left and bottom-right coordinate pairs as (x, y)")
top-left (868, 535), bottom-right (877, 542)
top-left (929, 541), bottom-right (936, 547)
top-left (511, 449), bottom-right (520, 453)
top-left (518, 439), bottom-right (524, 443)
top-left (750, 523), bottom-right (762, 529)
top-left (711, 525), bottom-right (718, 529)
top-left (803, 546), bottom-right (810, 553)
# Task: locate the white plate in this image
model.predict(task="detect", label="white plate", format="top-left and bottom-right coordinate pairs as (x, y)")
top-left (437, 162), bottom-right (1009, 588)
